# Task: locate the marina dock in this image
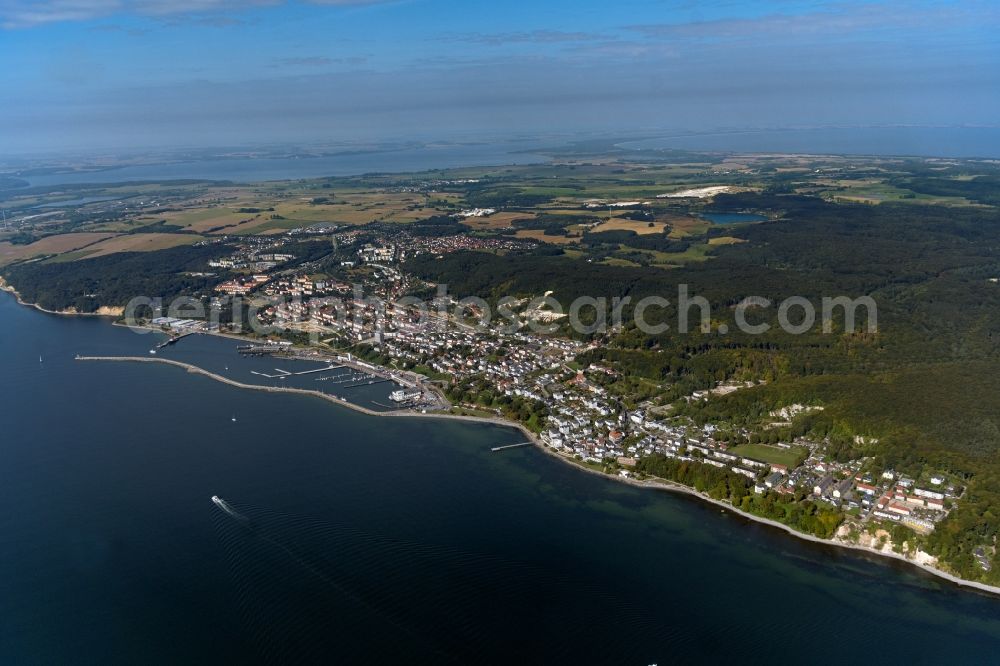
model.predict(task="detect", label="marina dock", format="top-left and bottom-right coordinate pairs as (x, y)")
top-left (342, 377), bottom-right (393, 389)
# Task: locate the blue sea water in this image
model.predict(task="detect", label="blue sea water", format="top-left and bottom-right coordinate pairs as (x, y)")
top-left (620, 127), bottom-right (1000, 159)
top-left (2, 292), bottom-right (1000, 664)
top-left (14, 128), bottom-right (1000, 194)
top-left (19, 142), bottom-right (549, 188)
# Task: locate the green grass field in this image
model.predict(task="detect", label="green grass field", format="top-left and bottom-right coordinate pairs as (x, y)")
top-left (729, 443), bottom-right (808, 468)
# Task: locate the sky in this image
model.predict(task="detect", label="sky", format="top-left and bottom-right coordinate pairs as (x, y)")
top-left (0, 0), bottom-right (998, 154)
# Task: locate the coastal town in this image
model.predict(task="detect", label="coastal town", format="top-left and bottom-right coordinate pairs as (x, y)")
top-left (135, 224), bottom-right (969, 561)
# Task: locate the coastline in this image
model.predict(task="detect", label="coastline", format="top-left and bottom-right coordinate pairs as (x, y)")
top-left (1, 283), bottom-right (991, 596)
top-left (0, 278), bottom-right (122, 318)
top-left (75, 353), bottom-right (1000, 598)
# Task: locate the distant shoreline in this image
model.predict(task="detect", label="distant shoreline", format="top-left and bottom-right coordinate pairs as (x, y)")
top-left (75, 352), bottom-right (1000, 598)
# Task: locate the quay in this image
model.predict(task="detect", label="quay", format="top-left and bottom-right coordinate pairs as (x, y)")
top-left (236, 344), bottom-right (294, 356)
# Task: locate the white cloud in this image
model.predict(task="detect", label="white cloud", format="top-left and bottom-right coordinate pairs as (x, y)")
top-left (0, 0), bottom-right (393, 29)
top-left (626, 2), bottom-right (1000, 41)
top-left (271, 55), bottom-right (368, 67)
top-left (450, 30), bottom-right (603, 46)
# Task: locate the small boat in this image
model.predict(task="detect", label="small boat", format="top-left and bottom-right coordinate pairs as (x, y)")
top-left (211, 495), bottom-right (248, 523)
top-left (231, 415), bottom-right (237, 422)
top-left (39, 355), bottom-right (43, 363)
top-left (149, 350), bottom-right (157, 355)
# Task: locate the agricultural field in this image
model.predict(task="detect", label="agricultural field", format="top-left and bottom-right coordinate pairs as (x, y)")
top-left (0, 232), bottom-right (118, 266)
top-left (223, 193), bottom-right (453, 232)
top-left (707, 236), bottom-right (746, 246)
top-left (665, 216), bottom-right (712, 238)
top-left (82, 233), bottom-right (203, 258)
top-left (154, 208), bottom-right (260, 233)
top-left (2, 150), bottom-right (995, 271)
top-left (514, 229), bottom-right (579, 244)
top-left (460, 211), bottom-right (529, 230)
top-left (639, 245), bottom-right (716, 266)
top-left (592, 217), bottom-right (668, 235)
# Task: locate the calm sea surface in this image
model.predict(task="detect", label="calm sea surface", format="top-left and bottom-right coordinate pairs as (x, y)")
top-left (20, 142), bottom-right (548, 187)
top-left (2, 292), bottom-right (1000, 664)
top-left (620, 127), bottom-right (1000, 158)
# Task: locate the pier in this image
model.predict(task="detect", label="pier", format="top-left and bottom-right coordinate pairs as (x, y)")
top-left (490, 442), bottom-right (534, 452)
top-left (292, 364), bottom-right (343, 376)
top-left (155, 332), bottom-right (193, 349)
top-left (250, 365), bottom-right (342, 379)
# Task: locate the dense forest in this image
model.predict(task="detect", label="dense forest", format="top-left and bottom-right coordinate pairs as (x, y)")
top-left (1, 243), bottom-right (227, 312)
top-left (0, 239), bottom-right (333, 313)
top-left (637, 454), bottom-right (844, 538)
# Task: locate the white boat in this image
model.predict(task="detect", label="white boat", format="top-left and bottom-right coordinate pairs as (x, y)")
top-left (211, 495), bottom-right (248, 522)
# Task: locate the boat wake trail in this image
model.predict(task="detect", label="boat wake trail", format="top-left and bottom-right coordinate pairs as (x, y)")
top-left (211, 495), bottom-right (249, 524)
top-left (210, 498), bottom-right (668, 663)
top-left (210, 497), bottom-right (471, 663)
